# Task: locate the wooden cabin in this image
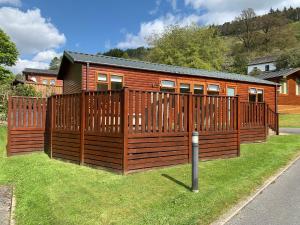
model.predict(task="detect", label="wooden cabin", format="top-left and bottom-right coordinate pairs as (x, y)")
top-left (257, 68), bottom-right (300, 114)
top-left (58, 51), bottom-right (277, 111)
top-left (7, 51), bottom-right (279, 173)
top-left (23, 68), bottom-right (63, 97)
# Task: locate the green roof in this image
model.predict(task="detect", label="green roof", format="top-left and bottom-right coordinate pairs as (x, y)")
top-left (60, 51), bottom-right (277, 86)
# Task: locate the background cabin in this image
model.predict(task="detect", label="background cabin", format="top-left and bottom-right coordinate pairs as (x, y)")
top-left (257, 68), bottom-right (300, 114)
top-left (247, 56), bottom-right (277, 74)
top-left (23, 68), bottom-right (63, 97)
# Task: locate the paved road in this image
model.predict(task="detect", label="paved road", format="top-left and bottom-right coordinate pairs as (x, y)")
top-left (226, 158), bottom-right (300, 225)
top-left (280, 128), bottom-right (300, 134)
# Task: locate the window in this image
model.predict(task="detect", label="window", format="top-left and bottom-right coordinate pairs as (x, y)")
top-left (296, 78), bottom-right (300, 96)
top-left (279, 79), bottom-right (288, 94)
top-left (257, 89), bottom-right (264, 102)
top-left (42, 79), bottom-right (48, 85)
top-left (110, 75), bottom-right (123, 90)
top-left (160, 80), bottom-right (176, 92)
top-left (207, 84), bottom-right (220, 95)
top-left (265, 65), bottom-right (270, 71)
top-left (194, 84), bottom-right (204, 95)
top-left (96, 73), bottom-right (108, 91)
top-left (249, 88), bottom-right (257, 102)
top-left (50, 80), bottom-right (55, 85)
top-left (180, 83), bottom-right (190, 93)
top-left (30, 76), bottom-right (37, 83)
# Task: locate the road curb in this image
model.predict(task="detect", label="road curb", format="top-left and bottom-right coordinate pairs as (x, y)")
top-left (211, 153), bottom-right (300, 225)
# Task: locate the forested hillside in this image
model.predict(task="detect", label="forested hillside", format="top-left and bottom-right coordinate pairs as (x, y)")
top-left (100, 6), bottom-right (300, 75)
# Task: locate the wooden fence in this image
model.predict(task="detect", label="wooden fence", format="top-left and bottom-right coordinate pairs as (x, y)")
top-left (240, 102), bottom-right (268, 143)
top-left (6, 89), bottom-right (279, 173)
top-left (26, 82), bottom-right (63, 97)
top-left (7, 96), bottom-right (47, 155)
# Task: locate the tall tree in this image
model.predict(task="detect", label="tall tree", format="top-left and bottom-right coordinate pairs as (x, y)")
top-left (234, 8), bottom-right (258, 51)
top-left (257, 15), bottom-right (290, 52)
top-left (0, 29), bottom-right (18, 80)
top-left (49, 56), bottom-right (62, 70)
top-left (147, 26), bottom-right (226, 71)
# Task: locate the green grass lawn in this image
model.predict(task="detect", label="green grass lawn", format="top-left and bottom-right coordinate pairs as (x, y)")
top-left (280, 114), bottom-right (300, 128)
top-left (1, 127), bottom-right (300, 225)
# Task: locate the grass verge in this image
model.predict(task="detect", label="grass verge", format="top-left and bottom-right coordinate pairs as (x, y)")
top-left (280, 114), bottom-right (300, 128)
top-left (1, 126), bottom-right (300, 225)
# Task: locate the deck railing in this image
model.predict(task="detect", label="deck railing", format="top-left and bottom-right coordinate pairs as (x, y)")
top-left (6, 89), bottom-right (279, 172)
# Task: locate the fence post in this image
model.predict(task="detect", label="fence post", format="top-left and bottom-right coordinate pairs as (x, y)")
top-left (123, 87), bottom-right (129, 174)
top-left (80, 91), bottom-right (86, 165)
top-left (188, 92), bottom-right (193, 163)
top-left (50, 96), bottom-right (54, 158)
top-left (7, 96), bottom-right (11, 157)
top-left (236, 95), bottom-right (240, 157)
top-left (264, 103), bottom-right (268, 138)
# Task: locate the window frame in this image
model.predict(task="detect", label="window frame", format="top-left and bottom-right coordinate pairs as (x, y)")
top-left (42, 79), bottom-right (48, 85)
top-left (279, 78), bottom-right (288, 95)
top-left (248, 87), bottom-right (264, 102)
top-left (110, 73), bottom-right (124, 90)
top-left (296, 78), bottom-right (300, 96)
top-left (265, 64), bottom-right (270, 72)
top-left (159, 78), bottom-right (177, 93)
top-left (226, 84), bottom-right (237, 96)
top-left (179, 82), bottom-right (191, 94)
top-left (50, 79), bottom-right (56, 86)
top-left (95, 71), bottom-right (124, 91)
top-left (207, 83), bottom-right (220, 95)
top-left (193, 83), bottom-right (206, 95)
top-left (257, 89), bottom-right (264, 102)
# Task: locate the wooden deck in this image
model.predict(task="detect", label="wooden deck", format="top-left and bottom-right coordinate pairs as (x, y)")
top-left (6, 89), bottom-right (279, 174)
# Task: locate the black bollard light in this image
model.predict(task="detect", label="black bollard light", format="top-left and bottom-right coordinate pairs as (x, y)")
top-left (192, 131), bottom-right (199, 193)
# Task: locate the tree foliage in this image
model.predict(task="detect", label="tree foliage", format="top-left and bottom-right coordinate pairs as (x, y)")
top-left (147, 26), bottom-right (226, 71)
top-left (276, 48), bottom-right (300, 70)
top-left (0, 28), bottom-right (18, 81)
top-left (101, 47), bottom-right (150, 60)
top-left (49, 56), bottom-right (62, 70)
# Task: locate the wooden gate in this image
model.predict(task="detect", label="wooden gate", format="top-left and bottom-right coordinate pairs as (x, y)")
top-left (7, 96), bottom-right (47, 156)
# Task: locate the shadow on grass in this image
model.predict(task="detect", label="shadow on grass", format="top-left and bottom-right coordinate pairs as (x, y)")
top-left (161, 174), bottom-right (190, 191)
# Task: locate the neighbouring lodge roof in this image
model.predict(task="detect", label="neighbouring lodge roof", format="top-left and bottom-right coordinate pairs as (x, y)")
top-left (23, 68), bottom-right (58, 76)
top-left (59, 51), bottom-right (277, 86)
top-left (257, 68), bottom-right (300, 80)
top-left (248, 55), bottom-right (277, 66)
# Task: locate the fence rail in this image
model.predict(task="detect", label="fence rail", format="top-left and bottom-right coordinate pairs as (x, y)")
top-left (267, 106), bottom-right (279, 134)
top-left (240, 101), bottom-right (266, 128)
top-left (193, 95), bottom-right (238, 132)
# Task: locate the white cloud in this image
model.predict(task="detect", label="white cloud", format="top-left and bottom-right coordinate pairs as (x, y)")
top-left (185, 0), bottom-right (300, 24)
top-left (0, 7), bottom-right (66, 54)
top-left (167, 0), bottom-right (177, 11)
top-left (149, 0), bottom-right (162, 15)
top-left (32, 50), bottom-right (62, 62)
top-left (0, 0), bottom-right (21, 6)
top-left (117, 13), bottom-right (201, 49)
top-left (9, 58), bottom-right (49, 74)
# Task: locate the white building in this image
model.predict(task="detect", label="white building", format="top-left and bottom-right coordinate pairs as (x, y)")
top-left (247, 56), bottom-right (277, 74)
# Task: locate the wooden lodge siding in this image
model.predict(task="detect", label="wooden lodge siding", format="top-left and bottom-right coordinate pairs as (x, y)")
top-left (63, 62), bottom-right (82, 94)
top-left (7, 90), bottom-right (279, 173)
top-left (269, 72), bottom-right (300, 106)
top-left (78, 63), bottom-right (277, 111)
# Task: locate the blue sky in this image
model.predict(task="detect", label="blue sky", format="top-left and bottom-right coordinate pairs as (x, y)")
top-left (0, 0), bottom-right (299, 73)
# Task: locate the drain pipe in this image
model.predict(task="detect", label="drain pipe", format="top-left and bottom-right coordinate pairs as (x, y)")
top-left (86, 62), bottom-right (90, 91)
